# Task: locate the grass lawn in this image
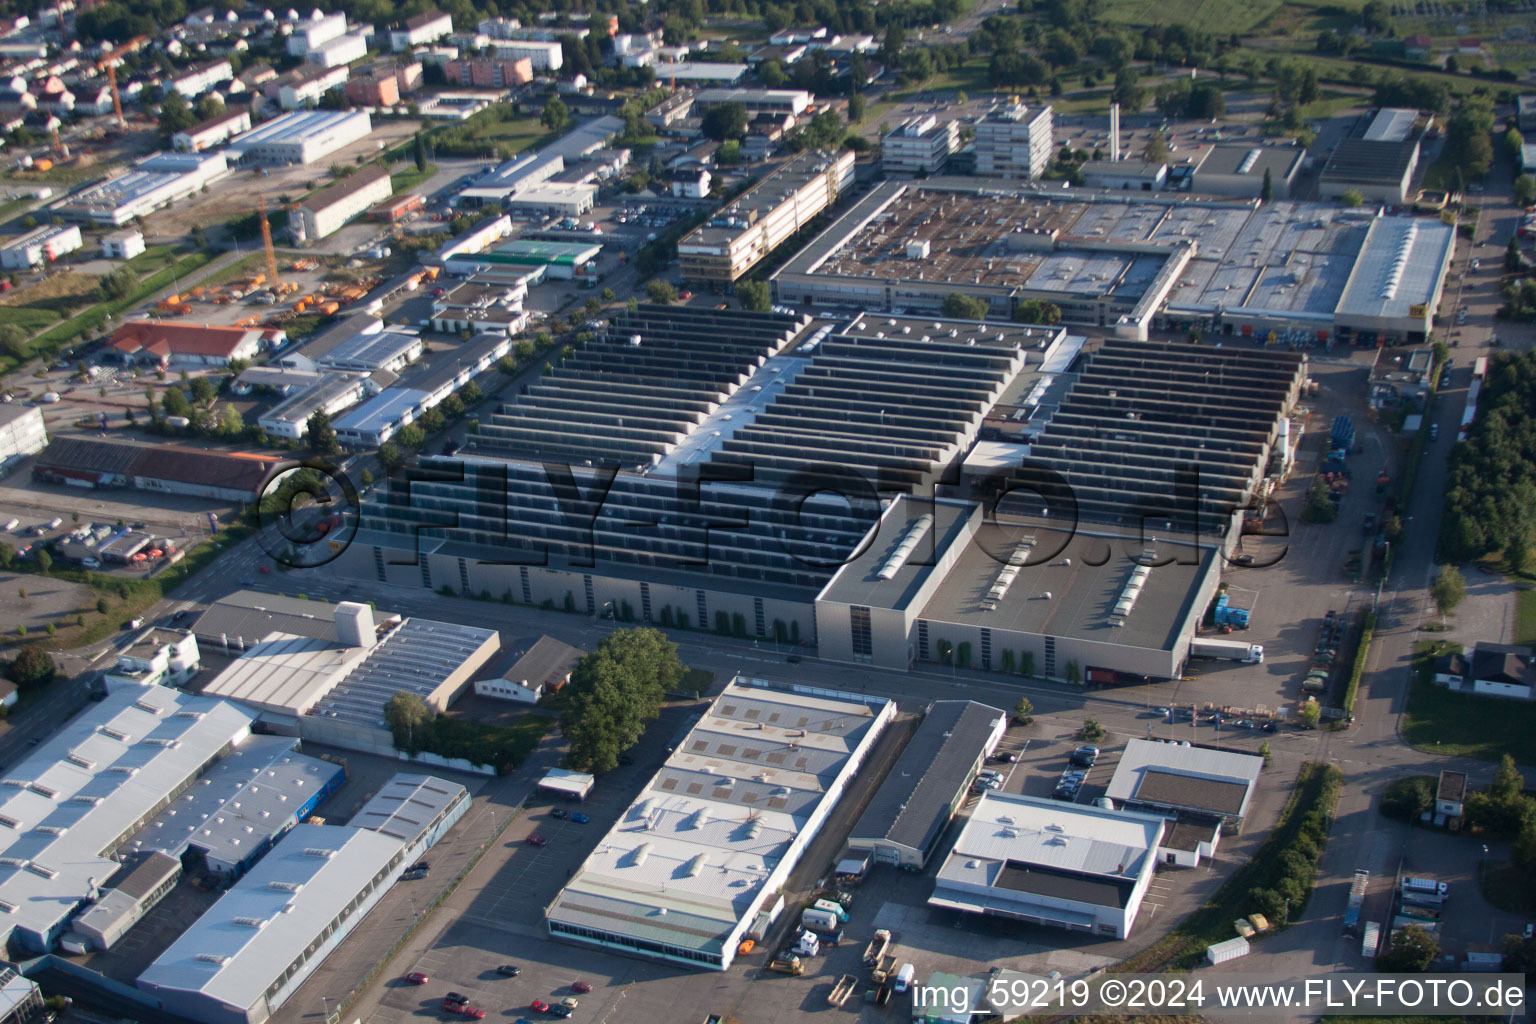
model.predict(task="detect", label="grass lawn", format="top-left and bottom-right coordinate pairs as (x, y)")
top-left (1097, 0), bottom-right (1283, 34)
top-left (1, 163), bottom-right (113, 187)
top-left (1516, 587), bottom-right (1536, 645)
top-left (0, 195), bottom-right (37, 228)
top-left (469, 115), bottom-right (547, 152)
top-left (891, 56), bottom-right (994, 101)
top-left (123, 244), bottom-right (182, 276)
top-left (1403, 640), bottom-right (1536, 763)
top-left (390, 161), bottom-right (437, 195)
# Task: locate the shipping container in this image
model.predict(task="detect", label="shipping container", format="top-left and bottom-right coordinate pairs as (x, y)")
top-left (1206, 937), bottom-right (1250, 964)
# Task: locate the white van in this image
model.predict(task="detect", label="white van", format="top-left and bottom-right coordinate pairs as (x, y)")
top-left (894, 964), bottom-right (915, 993)
top-left (2, 518), bottom-right (17, 532)
top-left (81, 557), bottom-right (100, 569)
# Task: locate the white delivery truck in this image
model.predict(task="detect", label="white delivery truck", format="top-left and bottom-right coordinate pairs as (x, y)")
top-left (893, 964), bottom-right (915, 993)
top-left (1400, 877), bottom-right (1448, 898)
top-left (1189, 637), bottom-right (1265, 663)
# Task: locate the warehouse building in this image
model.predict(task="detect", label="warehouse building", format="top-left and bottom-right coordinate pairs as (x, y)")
top-left (137, 824), bottom-right (409, 1024)
top-left (102, 626), bottom-right (201, 689)
top-left (56, 151), bottom-right (229, 227)
top-left (172, 108), bottom-right (252, 152)
top-left (0, 685), bottom-right (258, 952)
top-left (503, 181), bottom-right (597, 217)
top-left (443, 238), bottom-right (600, 279)
top-left (199, 602), bottom-right (499, 755)
top-left (1189, 144), bottom-right (1303, 199)
top-left (694, 87), bottom-right (810, 117)
top-left (225, 110), bottom-right (373, 166)
top-left (545, 678), bottom-right (895, 969)
top-left (1080, 159), bottom-right (1168, 192)
top-left (882, 114), bottom-right (959, 176)
top-left (0, 404), bottom-right (47, 468)
top-left (331, 332), bottom-right (511, 447)
top-left (0, 222), bottom-right (81, 268)
top-left (314, 326), bottom-right (423, 373)
top-left (774, 179), bottom-right (1455, 344)
top-left (929, 792), bottom-right (1167, 938)
top-left (1105, 739), bottom-right (1264, 833)
top-left (289, 164), bottom-right (393, 242)
top-left (32, 437), bottom-right (288, 502)
top-left (845, 701), bottom-right (1007, 869)
top-left (348, 773), bottom-right (469, 861)
top-left (191, 590), bottom-right (401, 651)
top-left (678, 149), bottom-right (854, 285)
top-left (474, 635), bottom-right (583, 702)
top-left (1319, 108), bottom-right (1425, 203)
top-left (256, 372), bottom-right (369, 440)
top-left (454, 152), bottom-right (565, 207)
top-left (430, 279), bottom-right (529, 335)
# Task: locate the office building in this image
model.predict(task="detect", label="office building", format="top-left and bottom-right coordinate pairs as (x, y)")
top-left (974, 103), bottom-right (1053, 180)
top-left (285, 12), bottom-right (347, 56)
top-left (882, 114), bottom-right (959, 176)
top-left (101, 228), bottom-right (147, 259)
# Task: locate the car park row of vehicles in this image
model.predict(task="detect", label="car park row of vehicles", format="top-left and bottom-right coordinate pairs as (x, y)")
top-left (407, 970), bottom-right (585, 1020)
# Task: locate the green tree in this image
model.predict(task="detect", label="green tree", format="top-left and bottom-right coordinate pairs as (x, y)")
top-left (384, 691), bottom-right (434, 755)
top-left (6, 646), bottom-right (56, 689)
top-left (848, 94), bottom-right (866, 123)
top-left (378, 442), bottom-right (404, 469)
top-left (158, 90), bottom-right (196, 136)
top-left (1378, 924), bottom-right (1439, 972)
top-left (561, 628), bottom-right (686, 774)
top-left (34, 549), bottom-right (51, 575)
top-left (1020, 650), bottom-right (1035, 677)
top-left (1064, 659), bottom-right (1081, 685)
top-left (0, 542), bottom-right (12, 568)
top-left (760, 59), bottom-right (787, 87)
top-left (1013, 697), bottom-right (1034, 725)
top-left (0, 324), bottom-right (28, 361)
top-left (190, 376), bottom-right (216, 405)
top-left (307, 410), bottom-right (339, 454)
top-left (1079, 717), bottom-right (1104, 740)
top-left (1303, 478), bottom-right (1338, 522)
top-left (1299, 699), bottom-right (1322, 729)
top-left (396, 424), bottom-right (426, 449)
top-left (1012, 299), bottom-right (1062, 325)
top-left (540, 95), bottom-right (570, 133)
top-left (1431, 565), bottom-right (1466, 615)
top-left (1516, 175), bottom-right (1536, 208)
top-left (1144, 131), bottom-right (1170, 164)
top-left (736, 279), bottom-right (771, 312)
top-left (414, 132), bottom-right (429, 172)
top-left (1261, 167), bottom-right (1274, 203)
top-left (646, 280), bottom-right (677, 305)
top-left (1340, 189), bottom-right (1365, 207)
top-left (1111, 67), bottom-right (1146, 113)
top-left (941, 292), bottom-right (990, 320)
top-left (701, 101), bottom-right (749, 141)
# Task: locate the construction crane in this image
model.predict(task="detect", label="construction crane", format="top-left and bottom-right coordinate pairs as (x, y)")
top-left (96, 35), bottom-right (150, 129)
top-left (258, 197), bottom-right (281, 293)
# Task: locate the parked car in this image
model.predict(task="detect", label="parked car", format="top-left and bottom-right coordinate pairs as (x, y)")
top-left (404, 972), bottom-right (429, 985)
top-left (444, 992), bottom-right (469, 1005)
top-left (497, 964), bottom-right (521, 977)
top-left (571, 982), bottom-right (592, 994)
top-left (527, 834), bottom-right (548, 847)
top-left (571, 812), bottom-right (589, 824)
top-left (550, 807), bottom-right (569, 819)
top-left (530, 1001), bottom-right (549, 1014)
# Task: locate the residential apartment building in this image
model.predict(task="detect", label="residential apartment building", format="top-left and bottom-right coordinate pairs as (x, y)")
top-left (484, 38), bottom-right (562, 70)
top-left (882, 114), bottom-right (958, 176)
top-left (974, 102), bottom-right (1053, 179)
top-left (286, 12), bottom-right (347, 56)
top-left (306, 31), bottom-right (367, 69)
top-left (172, 108), bottom-right (252, 151)
top-left (442, 57), bottom-right (533, 88)
top-left (168, 58), bottom-right (232, 98)
top-left (389, 9), bottom-right (452, 51)
top-left (678, 149), bottom-right (854, 285)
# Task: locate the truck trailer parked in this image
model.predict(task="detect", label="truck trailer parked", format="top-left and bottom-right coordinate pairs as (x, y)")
top-left (1190, 637), bottom-right (1264, 663)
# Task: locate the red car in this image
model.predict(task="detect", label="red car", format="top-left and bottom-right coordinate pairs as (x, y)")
top-left (570, 981), bottom-right (592, 994)
top-left (526, 835), bottom-right (548, 847)
top-left (443, 1004), bottom-right (484, 1020)
top-left (404, 972), bottom-right (429, 985)
top-left (530, 1001), bottom-right (550, 1014)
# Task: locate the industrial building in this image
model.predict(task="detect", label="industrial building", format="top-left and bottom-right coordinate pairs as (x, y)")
top-left (773, 180), bottom-right (1455, 344)
top-left (678, 149), bottom-right (855, 285)
top-left (191, 590), bottom-right (401, 650)
top-left (694, 87), bottom-right (810, 117)
top-left (443, 238), bottom-right (601, 279)
top-left (974, 103), bottom-right (1054, 179)
top-left (1319, 108), bottom-right (1426, 203)
top-left (168, 58), bottom-right (233, 97)
top-left (1189, 145), bottom-right (1304, 199)
top-left (337, 309), bottom-right (1299, 682)
top-left (430, 279), bottom-right (530, 335)
top-left (56, 151), bottom-right (229, 227)
top-left (882, 115), bottom-right (959, 176)
top-left (845, 701), bottom-right (1007, 869)
top-left (0, 685), bottom-right (258, 952)
top-left (277, 317), bottom-right (422, 374)
top-left (474, 635), bottom-right (584, 702)
top-left (172, 108), bottom-right (252, 151)
top-left (545, 678), bottom-right (895, 969)
top-left (348, 774), bottom-right (469, 855)
top-left (70, 851), bottom-right (182, 952)
top-left (225, 110), bottom-right (373, 166)
top-left (0, 222), bottom-right (81, 268)
top-left (929, 792), bottom-right (1167, 938)
top-left (1105, 739), bottom-right (1264, 832)
top-left (31, 437), bottom-right (289, 502)
top-left (504, 182), bottom-right (597, 216)
top-left (198, 601), bottom-right (500, 754)
top-left (0, 404), bottom-right (47, 467)
top-left (1080, 160), bottom-right (1168, 192)
top-left (256, 372), bottom-right (369, 439)
top-left (454, 152), bottom-right (565, 207)
top-left (137, 824), bottom-right (408, 1024)
top-left (331, 332), bottom-right (511, 447)
top-left (289, 164), bottom-right (393, 242)
top-left (102, 626), bottom-right (201, 689)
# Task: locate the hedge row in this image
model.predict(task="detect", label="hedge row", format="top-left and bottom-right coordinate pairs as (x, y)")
top-left (1341, 610), bottom-right (1376, 720)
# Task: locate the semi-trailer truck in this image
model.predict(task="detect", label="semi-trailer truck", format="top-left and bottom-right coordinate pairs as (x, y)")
top-left (1190, 638), bottom-right (1265, 663)
top-left (1343, 869), bottom-right (1368, 935)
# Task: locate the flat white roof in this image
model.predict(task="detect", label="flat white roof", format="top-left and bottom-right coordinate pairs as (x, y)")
top-left (546, 680), bottom-right (888, 958)
top-left (226, 109), bottom-right (370, 151)
top-left (1335, 216), bottom-right (1455, 322)
top-left (0, 685), bottom-right (256, 946)
top-left (316, 327), bottom-right (421, 370)
top-left (1363, 107), bottom-right (1418, 143)
top-left (138, 824), bottom-right (404, 1012)
top-left (1105, 738), bottom-right (1264, 819)
top-left (199, 633), bottom-right (368, 717)
top-left (940, 791), bottom-right (1165, 884)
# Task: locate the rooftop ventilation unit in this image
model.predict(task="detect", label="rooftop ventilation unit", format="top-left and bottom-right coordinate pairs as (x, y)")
top-left (195, 953), bottom-right (230, 966)
top-left (233, 916), bottom-right (268, 929)
top-left (302, 847), bottom-right (336, 859)
top-left (875, 514), bottom-right (935, 581)
top-left (981, 535), bottom-right (1037, 610)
